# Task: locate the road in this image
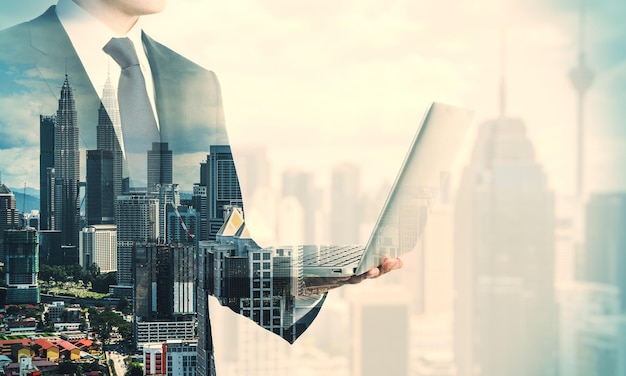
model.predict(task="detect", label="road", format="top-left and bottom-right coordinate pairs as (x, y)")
top-left (108, 351), bottom-right (127, 376)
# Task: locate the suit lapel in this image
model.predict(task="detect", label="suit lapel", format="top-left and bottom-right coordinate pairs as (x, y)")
top-left (28, 6), bottom-right (102, 151)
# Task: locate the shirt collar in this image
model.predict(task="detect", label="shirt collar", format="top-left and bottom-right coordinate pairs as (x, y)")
top-left (56, 0), bottom-right (145, 58)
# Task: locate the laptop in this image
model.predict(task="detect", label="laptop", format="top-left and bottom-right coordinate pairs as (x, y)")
top-left (302, 102), bottom-right (474, 277)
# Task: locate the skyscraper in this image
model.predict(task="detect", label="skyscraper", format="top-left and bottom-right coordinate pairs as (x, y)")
top-left (330, 163), bottom-right (361, 244)
top-left (86, 149), bottom-right (114, 225)
top-left (79, 224), bottom-right (117, 273)
top-left (97, 74), bottom-right (123, 203)
top-left (580, 193), bottom-right (626, 313)
top-left (115, 194), bottom-right (159, 286)
top-left (147, 142), bottom-right (173, 192)
top-left (4, 228), bottom-right (40, 304)
top-left (155, 183), bottom-right (179, 243)
top-left (53, 76), bottom-right (80, 248)
top-left (282, 170), bottom-right (316, 243)
top-left (201, 145), bottom-right (243, 241)
top-left (0, 183), bottom-right (19, 261)
top-left (453, 117), bottom-right (556, 376)
top-left (39, 115), bottom-right (55, 231)
top-left (134, 242), bottom-right (196, 320)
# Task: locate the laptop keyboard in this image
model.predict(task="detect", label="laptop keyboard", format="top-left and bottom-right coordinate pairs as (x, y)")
top-left (302, 245), bottom-right (364, 267)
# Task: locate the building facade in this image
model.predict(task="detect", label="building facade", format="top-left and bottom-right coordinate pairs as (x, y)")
top-left (79, 224), bottom-right (117, 272)
top-left (0, 183), bottom-right (19, 261)
top-left (4, 228), bottom-right (40, 304)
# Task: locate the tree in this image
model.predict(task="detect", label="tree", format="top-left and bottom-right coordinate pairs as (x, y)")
top-left (92, 272), bottom-right (117, 293)
top-left (116, 296), bottom-right (131, 315)
top-left (88, 262), bottom-right (101, 277)
top-left (125, 363), bottom-right (143, 376)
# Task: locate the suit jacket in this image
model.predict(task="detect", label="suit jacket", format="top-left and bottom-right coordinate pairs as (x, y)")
top-left (0, 6), bottom-right (323, 374)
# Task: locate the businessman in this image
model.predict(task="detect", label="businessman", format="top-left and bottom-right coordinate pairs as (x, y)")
top-left (0, 0), bottom-right (402, 373)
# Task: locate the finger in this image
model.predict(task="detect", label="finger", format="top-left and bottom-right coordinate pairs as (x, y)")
top-left (366, 267), bottom-right (381, 278)
top-left (380, 257), bottom-right (403, 274)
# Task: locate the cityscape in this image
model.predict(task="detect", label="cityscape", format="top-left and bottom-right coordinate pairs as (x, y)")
top-left (1, 2), bottom-right (625, 376)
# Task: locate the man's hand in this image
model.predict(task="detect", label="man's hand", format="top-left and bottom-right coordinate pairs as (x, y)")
top-left (302, 257), bottom-right (403, 296)
top-left (339, 257), bottom-right (404, 285)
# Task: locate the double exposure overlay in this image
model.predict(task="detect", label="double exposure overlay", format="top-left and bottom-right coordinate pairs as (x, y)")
top-left (0, 1), bottom-right (625, 376)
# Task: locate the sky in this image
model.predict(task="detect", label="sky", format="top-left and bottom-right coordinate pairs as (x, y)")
top-left (0, 0), bottom-right (623, 196)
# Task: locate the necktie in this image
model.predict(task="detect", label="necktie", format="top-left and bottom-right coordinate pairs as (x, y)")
top-left (103, 37), bottom-right (159, 186)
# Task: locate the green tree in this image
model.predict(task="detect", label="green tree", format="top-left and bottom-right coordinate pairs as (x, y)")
top-left (125, 363), bottom-right (143, 376)
top-left (92, 272), bottom-right (117, 293)
top-left (88, 262), bottom-right (101, 277)
top-left (116, 296), bottom-right (131, 315)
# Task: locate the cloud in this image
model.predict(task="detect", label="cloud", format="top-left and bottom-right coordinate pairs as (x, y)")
top-left (0, 147), bottom-right (39, 188)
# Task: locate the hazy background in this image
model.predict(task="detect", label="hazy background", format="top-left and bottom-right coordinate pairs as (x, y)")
top-left (2, 1), bottom-right (625, 375)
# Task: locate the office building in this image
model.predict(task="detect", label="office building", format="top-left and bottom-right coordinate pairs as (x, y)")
top-left (38, 230), bottom-right (62, 266)
top-left (4, 228), bottom-right (40, 304)
top-left (52, 76), bottom-right (80, 248)
top-left (281, 170), bottom-right (316, 243)
top-left (86, 149), bottom-right (115, 225)
top-left (454, 117), bottom-right (556, 376)
top-left (147, 142), bottom-right (173, 191)
top-left (135, 321), bottom-right (196, 351)
top-left (115, 194), bottom-right (159, 285)
top-left (578, 193), bottom-right (626, 312)
top-left (134, 243), bottom-right (173, 321)
top-left (330, 163), bottom-right (361, 244)
top-left (171, 243), bottom-right (196, 315)
top-left (346, 286), bottom-right (410, 376)
top-left (167, 205), bottom-right (197, 245)
top-left (155, 183), bottom-right (179, 243)
top-left (0, 183), bottom-right (19, 261)
top-left (196, 208), bottom-right (306, 375)
top-left (39, 115), bottom-right (55, 231)
top-left (96, 74), bottom-right (123, 205)
top-left (201, 145), bottom-right (243, 241)
top-left (79, 224), bottom-right (117, 272)
top-left (192, 184), bottom-right (208, 244)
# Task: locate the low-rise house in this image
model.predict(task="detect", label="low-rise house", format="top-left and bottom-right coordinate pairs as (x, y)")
top-left (32, 339), bottom-right (59, 362)
top-left (54, 340), bottom-right (80, 361)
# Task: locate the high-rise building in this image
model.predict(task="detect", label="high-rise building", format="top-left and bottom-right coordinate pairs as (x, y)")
top-left (200, 145), bottom-right (243, 241)
top-left (346, 286), bottom-right (410, 376)
top-left (135, 321), bottom-right (196, 351)
top-left (39, 115), bottom-right (55, 231)
top-left (579, 193), bottom-right (626, 312)
top-left (134, 242), bottom-right (196, 320)
top-left (38, 230), bottom-right (62, 266)
top-left (86, 149), bottom-right (115, 225)
top-left (192, 184), bottom-right (208, 244)
top-left (134, 242), bottom-right (172, 321)
top-left (96, 74), bottom-right (123, 207)
top-left (51, 76), bottom-right (80, 248)
top-left (115, 194), bottom-right (159, 286)
top-left (0, 183), bottom-right (19, 261)
top-left (454, 117), bottom-right (556, 376)
top-left (79, 224), bottom-right (117, 273)
top-left (282, 170), bottom-right (316, 243)
top-left (147, 142), bottom-right (173, 191)
top-left (4, 228), bottom-right (40, 304)
top-left (330, 163), bottom-right (361, 244)
top-left (155, 183), bottom-right (179, 243)
top-left (167, 205), bottom-right (197, 245)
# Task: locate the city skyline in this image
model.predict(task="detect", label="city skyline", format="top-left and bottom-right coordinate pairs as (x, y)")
top-left (2, 1), bottom-right (626, 375)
